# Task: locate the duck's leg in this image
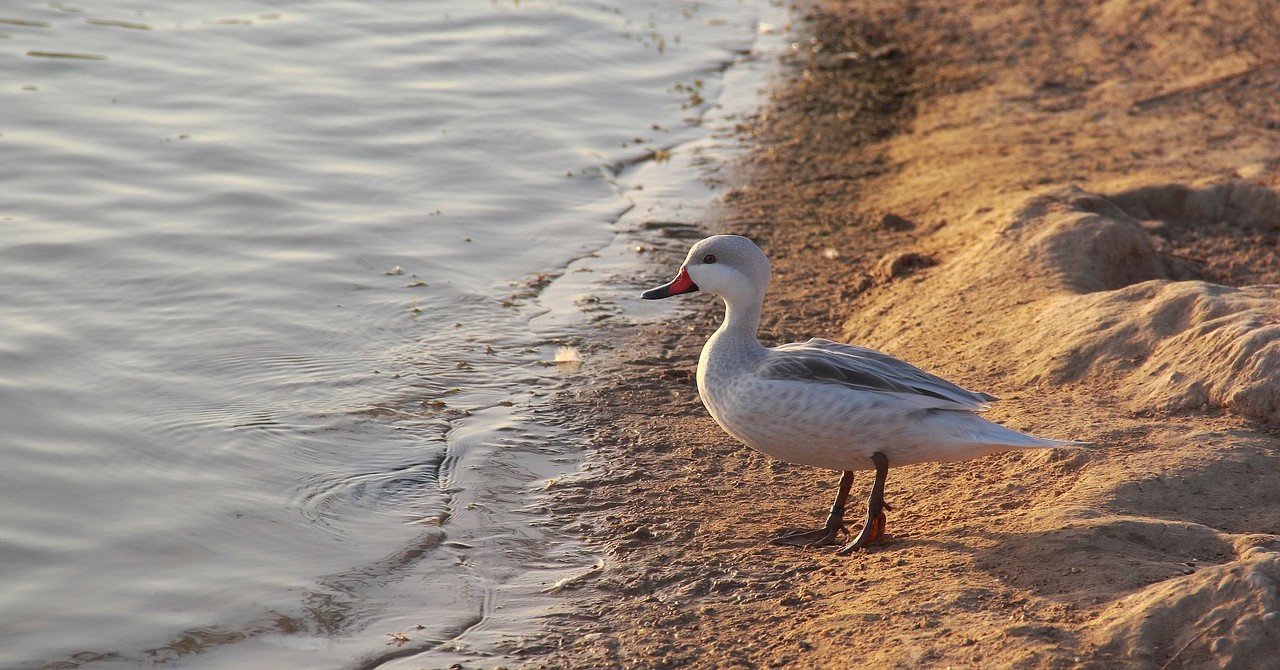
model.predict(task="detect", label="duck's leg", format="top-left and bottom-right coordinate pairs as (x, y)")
top-left (772, 470), bottom-right (855, 547)
top-left (836, 451), bottom-right (890, 555)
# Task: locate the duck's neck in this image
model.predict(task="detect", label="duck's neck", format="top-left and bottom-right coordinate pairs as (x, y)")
top-left (697, 295), bottom-right (766, 414)
top-left (708, 295), bottom-right (765, 358)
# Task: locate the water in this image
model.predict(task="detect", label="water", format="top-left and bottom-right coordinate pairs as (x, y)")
top-left (0, 1), bottom-right (787, 667)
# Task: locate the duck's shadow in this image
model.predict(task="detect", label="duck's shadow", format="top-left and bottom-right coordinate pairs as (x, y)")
top-left (774, 510), bottom-right (1253, 605)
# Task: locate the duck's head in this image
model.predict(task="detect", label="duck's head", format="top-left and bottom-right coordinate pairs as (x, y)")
top-left (641, 234), bottom-right (771, 305)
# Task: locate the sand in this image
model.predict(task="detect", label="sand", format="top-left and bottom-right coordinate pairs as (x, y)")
top-left (514, 0), bottom-right (1280, 667)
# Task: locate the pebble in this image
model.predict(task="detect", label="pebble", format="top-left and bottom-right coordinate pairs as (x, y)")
top-left (870, 44), bottom-right (904, 60)
top-left (879, 212), bottom-right (915, 231)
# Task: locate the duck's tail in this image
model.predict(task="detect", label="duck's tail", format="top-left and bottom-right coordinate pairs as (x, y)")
top-left (962, 415), bottom-right (1089, 450)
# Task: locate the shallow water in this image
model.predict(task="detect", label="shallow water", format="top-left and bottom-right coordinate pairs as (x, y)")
top-left (0, 0), bottom-right (787, 667)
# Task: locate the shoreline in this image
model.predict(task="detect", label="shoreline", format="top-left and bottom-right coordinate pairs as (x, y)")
top-left (523, 1), bottom-right (1280, 667)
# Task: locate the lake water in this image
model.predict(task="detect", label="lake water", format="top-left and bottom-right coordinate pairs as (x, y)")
top-left (0, 0), bottom-right (788, 667)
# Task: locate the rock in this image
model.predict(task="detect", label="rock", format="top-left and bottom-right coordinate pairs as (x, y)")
top-left (870, 44), bottom-right (904, 60)
top-left (873, 250), bottom-right (938, 281)
top-left (879, 212), bottom-right (916, 231)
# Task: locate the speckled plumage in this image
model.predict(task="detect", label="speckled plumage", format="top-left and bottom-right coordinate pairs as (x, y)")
top-left (650, 234), bottom-right (1075, 473)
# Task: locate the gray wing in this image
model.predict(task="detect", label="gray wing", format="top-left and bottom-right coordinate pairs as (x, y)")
top-left (762, 338), bottom-right (996, 411)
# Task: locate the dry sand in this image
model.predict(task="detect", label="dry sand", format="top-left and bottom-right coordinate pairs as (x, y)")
top-left (516, 1), bottom-right (1280, 667)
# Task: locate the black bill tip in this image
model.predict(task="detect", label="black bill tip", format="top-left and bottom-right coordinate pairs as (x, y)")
top-left (642, 267), bottom-right (698, 300)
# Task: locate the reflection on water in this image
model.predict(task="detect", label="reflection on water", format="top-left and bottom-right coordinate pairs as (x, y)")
top-left (0, 0), bottom-right (784, 667)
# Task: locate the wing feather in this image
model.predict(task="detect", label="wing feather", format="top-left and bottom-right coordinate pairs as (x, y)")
top-left (761, 338), bottom-right (995, 412)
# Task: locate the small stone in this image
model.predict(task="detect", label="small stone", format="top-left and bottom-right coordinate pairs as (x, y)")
top-left (874, 250), bottom-right (938, 281)
top-left (871, 44), bottom-right (905, 60)
top-left (623, 526), bottom-right (655, 541)
top-left (879, 212), bottom-right (915, 231)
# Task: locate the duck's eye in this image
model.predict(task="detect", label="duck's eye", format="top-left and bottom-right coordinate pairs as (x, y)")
top-left (703, 254), bottom-right (717, 264)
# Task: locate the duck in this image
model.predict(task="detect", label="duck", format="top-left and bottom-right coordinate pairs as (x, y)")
top-left (641, 234), bottom-right (1082, 555)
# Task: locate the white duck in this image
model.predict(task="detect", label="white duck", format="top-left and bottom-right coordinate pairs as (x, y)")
top-left (642, 234), bottom-right (1081, 555)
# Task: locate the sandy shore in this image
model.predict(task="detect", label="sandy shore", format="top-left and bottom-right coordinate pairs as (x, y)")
top-left (517, 1), bottom-right (1280, 667)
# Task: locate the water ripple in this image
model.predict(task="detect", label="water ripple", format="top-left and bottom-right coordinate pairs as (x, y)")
top-left (0, 0), bottom-right (769, 666)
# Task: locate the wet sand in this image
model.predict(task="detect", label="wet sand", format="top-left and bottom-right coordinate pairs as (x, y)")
top-left (518, 1), bottom-right (1280, 667)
